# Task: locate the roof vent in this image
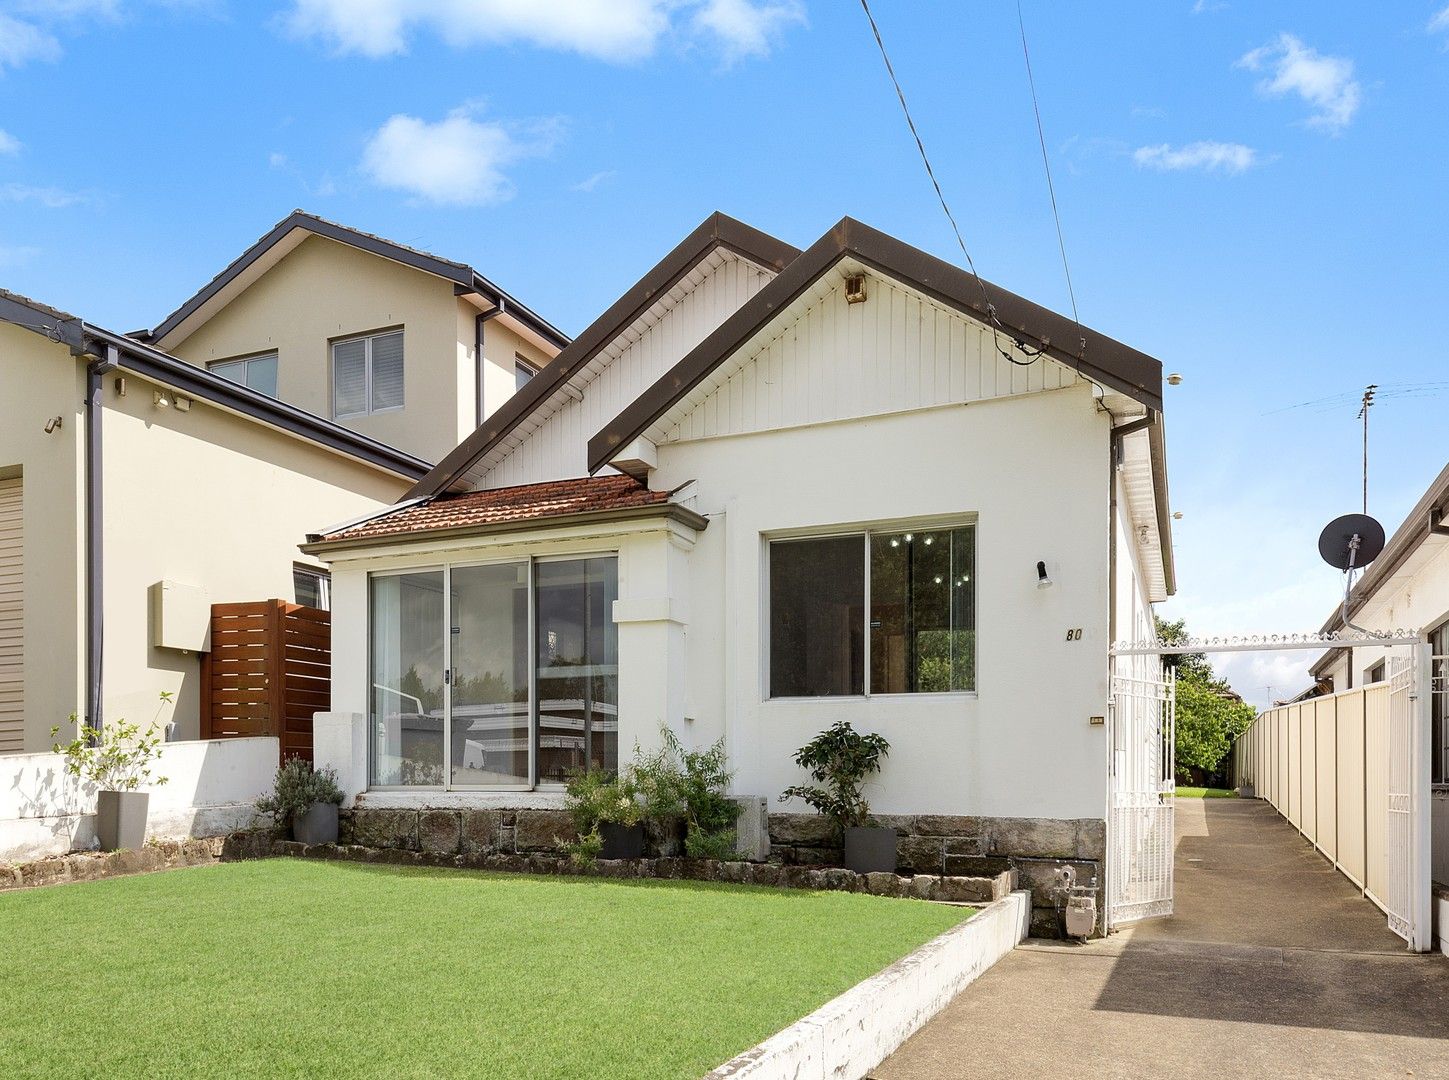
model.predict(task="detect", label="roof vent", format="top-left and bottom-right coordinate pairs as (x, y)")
top-left (844, 274), bottom-right (867, 304)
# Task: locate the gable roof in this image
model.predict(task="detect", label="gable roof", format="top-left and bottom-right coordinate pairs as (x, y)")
top-left (0, 288), bottom-right (430, 481)
top-left (141, 209), bottom-right (571, 352)
top-left (303, 474), bottom-right (700, 551)
top-left (588, 216), bottom-right (1163, 474)
top-left (408, 212), bottom-right (801, 498)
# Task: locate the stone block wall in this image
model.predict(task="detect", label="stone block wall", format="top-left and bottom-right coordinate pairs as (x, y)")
top-left (770, 813), bottom-right (1106, 938)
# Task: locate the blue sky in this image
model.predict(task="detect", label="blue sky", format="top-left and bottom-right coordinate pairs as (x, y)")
top-left (4, 1), bottom-right (1448, 705)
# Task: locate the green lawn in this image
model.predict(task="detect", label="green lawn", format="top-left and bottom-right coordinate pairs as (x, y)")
top-left (1176, 786), bottom-right (1238, 798)
top-left (0, 859), bottom-right (970, 1079)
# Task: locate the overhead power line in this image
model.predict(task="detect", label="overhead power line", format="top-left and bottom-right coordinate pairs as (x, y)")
top-left (856, 0), bottom-right (1044, 368)
top-left (1015, 0), bottom-right (1082, 343)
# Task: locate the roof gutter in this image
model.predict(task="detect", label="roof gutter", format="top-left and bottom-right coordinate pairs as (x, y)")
top-left (78, 324), bottom-right (432, 481)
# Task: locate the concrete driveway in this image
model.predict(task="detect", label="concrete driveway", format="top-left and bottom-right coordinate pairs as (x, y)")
top-left (875, 797), bottom-right (1449, 1080)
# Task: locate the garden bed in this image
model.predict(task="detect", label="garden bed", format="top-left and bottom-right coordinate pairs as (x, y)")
top-left (0, 858), bottom-right (974, 1079)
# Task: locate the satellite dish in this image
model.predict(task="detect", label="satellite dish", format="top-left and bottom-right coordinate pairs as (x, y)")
top-left (1318, 513), bottom-right (1386, 571)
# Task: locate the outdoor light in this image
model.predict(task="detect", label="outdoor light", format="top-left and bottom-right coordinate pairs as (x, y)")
top-left (43, 415), bottom-right (62, 434)
top-left (890, 538), bottom-right (900, 548)
top-left (153, 390), bottom-right (172, 409)
top-left (923, 535), bottom-right (934, 545)
top-left (1167, 372), bottom-right (1183, 385)
top-left (1036, 560), bottom-right (1053, 590)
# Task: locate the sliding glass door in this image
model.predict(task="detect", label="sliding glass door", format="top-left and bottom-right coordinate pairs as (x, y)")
top-left (370, 570), bottom-right (446, 786)
top-left (535, 558), bottom-right (619, 784)
top-left (449, 562), bottom-right (531, 788)
top-left (369, 555), bottom-right (618, 789)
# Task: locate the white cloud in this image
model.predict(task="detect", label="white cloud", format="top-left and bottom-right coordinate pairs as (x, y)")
top-left (0, 182), bottom-right (93, 207)
top-left (1431, 6), bottom-right (1449, 38)
top-left (361, 107), bottom-right (558, 206)
top-left (572, 169), bottom-right (616, 192)
top-left (1133, 141), bottom-right (1258, 174)
top-left (1190, 0), bottom-right (1226, 13)
top-left (0, 129), bottom-right (20, 155)
top-left (0, 13), bottom-right (61, 70)
top-left (692, 0), bottom-right (804, 62)
top-left (1238, 33), bottom-right (1361, 133)
top-left (268, 150), bottom-right (288, 168)
top-left (283, 0), bottom-right (802, 63)
top-left (0, 244), bottom-right (40, 268)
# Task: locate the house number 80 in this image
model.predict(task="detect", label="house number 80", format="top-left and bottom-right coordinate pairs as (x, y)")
top-left (1065, 628), bottom-right (1083, 641)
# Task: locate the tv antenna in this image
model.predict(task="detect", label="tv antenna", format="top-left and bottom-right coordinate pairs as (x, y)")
top-left (1318, 512), bottom-right (1386, 635)
top-left (1357, 384), bottom-right (1377, 514)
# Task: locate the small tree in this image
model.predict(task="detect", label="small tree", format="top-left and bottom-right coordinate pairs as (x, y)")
top-left (781, 721), bottom-right (890, 834)
top-left (1157, 617), bottom-right (1257, 781)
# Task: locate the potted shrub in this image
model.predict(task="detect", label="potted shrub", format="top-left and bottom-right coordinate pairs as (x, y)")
top-left (782, 721), bottom-right (894, 874)
top-left (51, 692), bottom-right (172, 852)
top-left (256, 757), bottom-right (345, 844)
top-left (563, 769), bottom-right (645, 862)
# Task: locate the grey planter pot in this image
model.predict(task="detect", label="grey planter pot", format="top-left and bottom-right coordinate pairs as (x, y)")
top-left (600, 822), bottom-right (645, 860)
top-left (293, 802), bottom-right (339, 846)
top-left (844, 826), bottom-right (897, 875)
top-left (96, 790), bottom-right (149, 852)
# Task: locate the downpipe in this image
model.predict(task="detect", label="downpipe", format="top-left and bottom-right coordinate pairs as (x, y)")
top-left (84, 344), bottom-right (118, 743)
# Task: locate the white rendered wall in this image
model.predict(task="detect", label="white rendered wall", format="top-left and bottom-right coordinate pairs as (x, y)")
top-left (654, 384), bottom-right (1112, 820)
top-left (0, 736), bottom-right (275, 862)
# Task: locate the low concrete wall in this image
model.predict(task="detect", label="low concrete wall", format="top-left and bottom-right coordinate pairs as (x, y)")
top-left (0, 737), bottom-right (276, 862)
top-left (707, 891), bottom-right (1030, 1080)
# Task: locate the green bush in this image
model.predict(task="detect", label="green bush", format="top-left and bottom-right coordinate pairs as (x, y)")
top-left (256, 757), bottom-right (344, 827)
top-left (781, 721), bottom-right (890, 834)
top-left (51, 692), bottom-right (173, 792)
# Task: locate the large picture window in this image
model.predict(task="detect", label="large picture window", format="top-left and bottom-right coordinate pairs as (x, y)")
top-left (768, 524), bottom-right (975, 698)
top-left (368, 556), bottom-right (617, 789)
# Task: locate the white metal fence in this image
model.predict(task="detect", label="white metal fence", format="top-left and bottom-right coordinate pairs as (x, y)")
top-left (1107, 666), bottom-right (1175, 927)
top-left (1232, 646), bottom-right (1433, 951)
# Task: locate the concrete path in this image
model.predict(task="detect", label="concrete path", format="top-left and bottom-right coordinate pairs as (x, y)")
top-left (875, 797), bottom-right (1449, 1080)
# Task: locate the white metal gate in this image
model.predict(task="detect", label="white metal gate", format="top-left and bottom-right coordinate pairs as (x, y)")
top-left (1107, 664), bottom-right (1176, 927)
top-left (1383, 651), bottom-right (1432, 950)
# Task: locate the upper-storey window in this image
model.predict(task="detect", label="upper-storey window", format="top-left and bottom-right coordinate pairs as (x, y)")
top-left (515, 354), bottom-right (539, 392)
top-left (208, 352), bottom-right (278, 397)
top-left (333, 329), bottom-right (404, 419)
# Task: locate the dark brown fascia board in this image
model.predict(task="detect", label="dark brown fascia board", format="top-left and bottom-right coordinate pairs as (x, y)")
top-left (406, 212), bottom-right (801, 499)
top-left (1317, 459), bottom-right (1449, 635)
top-left (146, 210), bottom-right (570, 350)
top-left (587, 216), bottom-right (1166, 474)
top-left (300, 500), bottom-right (709, 555)
top-left (1148, 414), bottom-right (1177, 596)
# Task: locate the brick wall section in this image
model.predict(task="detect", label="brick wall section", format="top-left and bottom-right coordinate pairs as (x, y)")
top-left (770, 813), bottom-right (1107, 938)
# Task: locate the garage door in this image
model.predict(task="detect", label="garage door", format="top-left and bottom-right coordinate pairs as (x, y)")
top-left (0, 477), bottom-right (21, 753)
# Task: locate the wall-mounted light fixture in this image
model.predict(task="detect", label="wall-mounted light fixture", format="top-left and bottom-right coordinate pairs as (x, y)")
top-left (153, 390), bottom-right (172, 410)
top-left (1167, 372), bottom-right (1183, 386)
top-left (1036, 560), bottom-right (1053, 590)
top-left (114, 376), bottom-right (127, 397)
top-left (174, 395), bottom-right (192, 413)
top-left (43, 415), bottom-right (63, 434)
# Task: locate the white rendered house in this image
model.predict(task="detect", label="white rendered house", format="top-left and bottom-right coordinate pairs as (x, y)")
top-left (304, 214), bottom-right (1175, 916)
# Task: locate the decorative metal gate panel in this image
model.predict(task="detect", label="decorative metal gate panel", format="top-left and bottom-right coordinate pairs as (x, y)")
top-left (1383, 653), bottom-right (1424, 947)
top-left (1107, 663), bottom-right (1176, 927)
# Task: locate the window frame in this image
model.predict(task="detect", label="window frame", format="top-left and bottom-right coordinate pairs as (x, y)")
top-left (207, 351), bottom-right (279, 396)
top-left (366, 549), bottom-right (619, 793)
top-left (1430, 618), bottom-right (1449, 789)
top-left (763, 517), bottom-right (977, 703)
top-left (292, 563), bottom-right (331, 611)
top-left (515, 354), bottom-right (540, 392)
top-left (332, 327), bottom-right (405, 420)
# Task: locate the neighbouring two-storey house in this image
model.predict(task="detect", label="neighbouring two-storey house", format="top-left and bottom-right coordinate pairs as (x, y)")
top-left (0, 212), bottom-right (565, 753)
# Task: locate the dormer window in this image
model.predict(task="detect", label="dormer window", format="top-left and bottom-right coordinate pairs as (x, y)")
top-left (333, 329), bottom-right (404, 419)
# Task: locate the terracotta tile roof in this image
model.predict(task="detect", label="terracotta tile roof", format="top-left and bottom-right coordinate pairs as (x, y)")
top-left (320, 475), bottom-right (673, 542)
